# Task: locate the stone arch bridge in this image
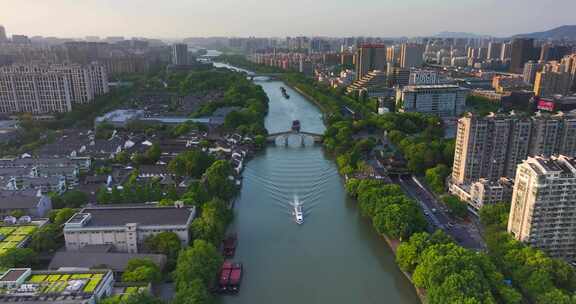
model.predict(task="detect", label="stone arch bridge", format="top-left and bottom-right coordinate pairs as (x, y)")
top-left (266, 130), bottom-right (323, 146)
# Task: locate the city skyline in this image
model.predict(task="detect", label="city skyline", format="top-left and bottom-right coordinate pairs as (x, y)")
top-left (2, 0), bottom-right (576, 39)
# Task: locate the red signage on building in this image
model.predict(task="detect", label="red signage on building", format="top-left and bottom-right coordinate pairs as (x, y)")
top-left (537, 99), bottom-right (555, 112)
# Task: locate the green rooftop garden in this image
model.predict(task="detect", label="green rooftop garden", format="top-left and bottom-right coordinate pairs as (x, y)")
top-left (24, 272), bottom-right (105, 294)
top-left (0, 225), bottom-right (38, 256)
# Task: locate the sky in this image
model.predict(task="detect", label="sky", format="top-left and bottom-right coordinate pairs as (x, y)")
top-left (1, 0), bottom-right (575, 39)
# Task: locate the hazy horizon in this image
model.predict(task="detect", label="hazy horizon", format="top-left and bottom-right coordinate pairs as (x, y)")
top-left (2, 0), bottom-right (576, 39)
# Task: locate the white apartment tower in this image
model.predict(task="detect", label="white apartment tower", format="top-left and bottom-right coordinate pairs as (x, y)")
top-left (508, 155), bottom-right (576, 261)
top-left (0, 65), bottom-right (72, 114)
top-left (0, 63), bottom-right (108, 114)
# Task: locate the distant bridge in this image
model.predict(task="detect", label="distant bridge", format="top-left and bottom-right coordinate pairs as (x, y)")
top-left (267, 130), bottom-right (323, 146)
top-left (248, 73), bottom-right (284, 81)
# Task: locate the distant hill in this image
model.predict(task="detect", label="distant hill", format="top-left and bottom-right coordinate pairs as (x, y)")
top-left (514, 25), bottom-right (576, 40)
top-left (433, 31), bottom-right (492, 39)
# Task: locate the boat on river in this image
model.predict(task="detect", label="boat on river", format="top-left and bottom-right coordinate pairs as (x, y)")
top-left (217, 261), bottom-right (243, 294)
top-left (280, 86), bottom-right (290, 99)
top-left (218, 261), bottom-right (233, 293)
top-left (228, 263), bottom-right (243, 293)
top-left (291, 120), bottom-right (301, 132)
top-left (292, 196), bottom-right (304, 225)
top-left (223, 234), bottom-right (237, 258)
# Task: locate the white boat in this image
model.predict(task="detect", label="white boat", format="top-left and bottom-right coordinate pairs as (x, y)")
top-left (292, 196), bottom-right (304, 225)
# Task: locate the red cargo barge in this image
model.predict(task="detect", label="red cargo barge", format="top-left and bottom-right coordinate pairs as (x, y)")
top-left (223, 234), bottom-right (237, 258)
top-left (228, 263), bottom-right (243, 293)
top-left (218, 261), bottom-right (233, 293)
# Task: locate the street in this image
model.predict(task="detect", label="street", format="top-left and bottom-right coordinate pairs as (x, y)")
top-left (392, 175), bottom-right (484, 250)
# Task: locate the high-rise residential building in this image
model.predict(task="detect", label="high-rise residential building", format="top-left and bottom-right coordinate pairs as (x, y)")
top-left (508, 155), bottom-right (576, 261)
top-left (510, 38), bottom-right (536, 74)
top-left (386, 65), bottom-right (410, 87)
top-left (487, 42), bottom-right (503, 60)
top-left (396, 84), bottom-right (468, 118)
top-left (399, 43), bottom-right (424, 69)
top-left (340, 52), bottom-right (354, 66)
top-left (561, 54), bottom-right (576, 91)
top-left (451, 112), bottom-right (576, 186)
top-left (0, 63), bottom-right (109, 114)
top-left (386, 46), bottom-right (400, 65)
top-left (0, 65), bottom-right (72, 114)
top-left (540, 44), bottom-right (571, 62)
top-left (0, 25), bottom-right (7, 42)
top-left (500, 42), bottom-right (512, 61)
top-left (171, 43), bottom-right (189, 66)
top-left (51, 63), bottom-right (109, 104)
top-left (533, 61), bottom-right (572, 97)
top-left (11, 35), bottom-right (30, 44)
top-left (522, 60), bottom-right (542, 85)
top-left (477, 47), bottom-right (488, 60)
top-left (452, 113), bottom-right (520, 185)
top-left (354, 44), bottom-right (387, 80)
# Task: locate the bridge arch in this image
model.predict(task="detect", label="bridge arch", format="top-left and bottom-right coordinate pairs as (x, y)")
top-left (266, 130), bottom-right (323, 145)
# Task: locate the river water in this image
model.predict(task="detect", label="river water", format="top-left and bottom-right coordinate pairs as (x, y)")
top-left (216, 63), bottom-right (419, 304)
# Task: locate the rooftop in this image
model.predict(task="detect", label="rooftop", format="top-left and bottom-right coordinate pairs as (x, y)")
top-left (0, 190), bottom-right (45, 210)
top-left (0, 268), bottom-right (113, 303)
top-left (0, 222), bottom-right (45, 256)
top-left (65, 205), bottom-right (195, 228)
top-left (49, 251), bottom-right (166, 272)
top-left (95, 109), bottom-right (145, 124)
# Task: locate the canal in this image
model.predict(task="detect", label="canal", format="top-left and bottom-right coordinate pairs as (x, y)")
top-left (216, 63), bottom-right (420, 304)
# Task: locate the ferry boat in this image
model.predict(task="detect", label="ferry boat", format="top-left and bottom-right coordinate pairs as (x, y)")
top-left (291, 120), bottom-right (301, 132)
top-left (280, 86), bottom-right (290, 99)
top-left (292, 197), bottom-right (304, 225)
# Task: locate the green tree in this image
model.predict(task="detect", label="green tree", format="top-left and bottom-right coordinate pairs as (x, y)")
top-left (121, 258), bottom-right (162, 283)
top-left (54, 190), bottom-right (88, 209)
top-left (51, 208), bottom-right (76, 225)
top-left (479, 202), bottom-right (510, 230)
top-left (144, 232), bottom-right (181, 269)
top-left (110, 187), bottom-right (123, 204)
top-left (9, 210), bottom-right (26, 218)
top-left (0, 248), bottom-right (37, 268)
top-left (173, 240), bottom-right (223, 289)
top-left (425, 164), bottom-right (450, 194)
top-left (396, 231), bottom-right (453, 273)
top-left (441, 195), bottom-right (468, 218)
top-left (144, 144), bottom-right (161, 164)
top-left (168, 150), bottom-right (215, 178)
top-left (202, 160), bottom-right (237, 200)
top-left (29, 224), bottom-right (61, 252)
top-left (537, 289), bottom-right (573, 304)
top-left (96, 187), bottom-right (111, 204)
top-left (373, 203), bottom-right (422, 240)
top-left (172, 279), bottom-right (214, 304)
top-left (191, 199), bottom-right (230, 246)
top-left (100, 292), bottom-right (163, 304)
top-left (254, 134), bottom-right (265, 149)
top-left (114, 151), bottom-right (130, 164)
